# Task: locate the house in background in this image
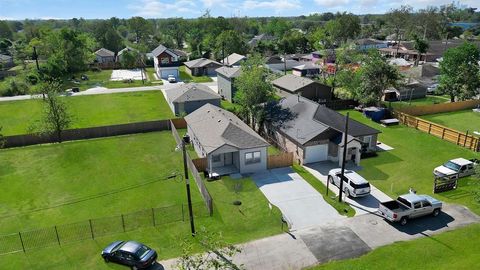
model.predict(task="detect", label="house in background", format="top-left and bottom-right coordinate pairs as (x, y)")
top-left (292, 63), bottom-right (321, 77)
top-left (355, 39), bottom-right (388, 51)
top-left (216, 66), bottom-right (242, 102)
top-left (222, 53), bottom-right (246, 67)
top-left (184, 58), bottom-right (222, 76)
top-left (383, 79), bottom-right (427, 102)
top-left (152, 44), bottom-right (181, 80)
top-left (270, 95), bottom-right (380, 165)
top-left (272, 74), bottom-right (332, 102)
top-left (265, 56), bottom-right (300, 72)
top-left (0, 54), bottom-right (14, 69)
top-left (248, 33), bottom-right (275, 47)
top-left (185, 104), bottom-right (269, 176)
top-left (94, 48), bottom-right (115, 63)
top-left (164, 83), bottom-right (221, 116)
top-left (116, 47), bottom-right (139, 62)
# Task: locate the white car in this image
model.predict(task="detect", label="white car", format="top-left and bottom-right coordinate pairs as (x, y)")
top-left (427, 83), bottom-right (438, 94)
top-left (433, 158), bottom-right (476, 180)
top-left (328, 169), bottom-right (371, 198)
top-left (167, 75), bottom-right (177, 83)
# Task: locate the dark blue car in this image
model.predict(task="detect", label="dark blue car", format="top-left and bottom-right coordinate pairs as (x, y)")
top-left (101, 240), bottom-right (158, 269)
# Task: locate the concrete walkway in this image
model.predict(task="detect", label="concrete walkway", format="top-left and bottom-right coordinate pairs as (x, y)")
top-left (252, 167), bottom-right (344, 230)
top-left (159, 203), bottom-right (479, 270)
top-left (303, 161), bottom-right (393, 216)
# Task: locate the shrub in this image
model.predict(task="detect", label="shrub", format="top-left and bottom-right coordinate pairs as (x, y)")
top-left (1, 77), bottom-right (29, 96)
top-left (90, 67), bottom-right (102, 72)
top-left (25, 71), bottom-right (40, 85)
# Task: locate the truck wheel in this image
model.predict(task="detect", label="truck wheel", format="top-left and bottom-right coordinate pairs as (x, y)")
top-left (345, 189), bottom-right (351, 198)
top-left (432, 209), bottom-right (440, 217)
top-left (400, 217), bottom-right (408, 226)
top-left (328, 176), bottom-right (334, 185)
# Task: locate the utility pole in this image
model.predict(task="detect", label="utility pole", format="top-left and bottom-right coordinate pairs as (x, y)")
top-left (338, 113), bottom-right (350, 203)
top-left (182, 134), bottom-right (196, 236)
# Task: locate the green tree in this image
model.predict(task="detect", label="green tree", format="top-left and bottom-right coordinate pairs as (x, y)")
top-left (234, 55), bottom-right (276, 131)
top-left (119, 49), bottom-right (140, 69)
top-left (439, 42), bottom-right (480, 102)
top-left (333, 13), bottom-right (361, 44)
top-left (94, 21), bottom-right (123, 53)
top-left (412, 35), bottom-right (429, 66)
top-left (215, 30), bottom-right (247, 60)
top-left (278, 29), bottom-right (309, 54)
top-left (0, 20), bottom-right (13, 40)
top-left (34, 82), bottom-right (72, 143)
top-left (386, 5), bottom-right (413, 57)
top-left (127, 16), bottom-right (151, 43)
top-left (262, 18), bottom-right (291, 37)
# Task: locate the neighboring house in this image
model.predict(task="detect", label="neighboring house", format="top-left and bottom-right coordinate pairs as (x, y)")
top-left (152, 44), bottom-right (181, 80)
top-left (116, 47), bottom-right (139, 62)
top-left (0, 54), bottom-right (14, 69)
top-left (265, 56), bottom-right (300, 72)
top-left (272, 74), bottom-right (332, 102)
top-left (270, 95), bottom-right (380, 165)
top-left (301, 50), bottom-right (335, 64)
top-left (185, 104), bottom-right (269, 175)
top-left (222, 53), bottom-right (246, 67)
top-left (94, 48), bottom-right (115, 63)
top-left (292, 63), bottom-right (321, 77)
top-left (355, 38), bottom-right (388, 51)
top-left (184, 58), bottom-right (222, 76)
top-left (164, 83), bottom-right (221, 116)
top-left (248, 33), bottom-right (275, 47)
top-left (216, 66), bottom-right (242, 102)
top-left (383, 79), bottom-right (427, 101)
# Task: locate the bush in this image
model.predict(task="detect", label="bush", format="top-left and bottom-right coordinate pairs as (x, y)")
top-left (90, 67), bottom-right (102, 72)
top-left (1, 77), bottom-right (29, 96)
top-left (25, 71), bottom-right (40, 85)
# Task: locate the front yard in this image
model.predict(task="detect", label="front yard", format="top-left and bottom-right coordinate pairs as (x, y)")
top-left (420, 109), bottom-right (480, 133)
top-left (0, 91), bottom-right (173, 136)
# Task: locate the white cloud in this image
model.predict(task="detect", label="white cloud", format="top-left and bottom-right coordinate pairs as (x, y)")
top-left (129, 0), bottom-right (199, 17)
top-left (314, 0), bottom-right (350, 8)
top-left (242, 0), bottom-right (301, 13)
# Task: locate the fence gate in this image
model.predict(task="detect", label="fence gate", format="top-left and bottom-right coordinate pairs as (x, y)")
top-left (433, 176), bottom-right (458, 193)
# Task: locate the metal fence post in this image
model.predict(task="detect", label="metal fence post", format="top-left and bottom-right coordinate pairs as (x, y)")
top-left (89, 219), bottom-right (94, 239)
top-left (121, 214), bottom-right (126, 232)
top-left (152, 208), bottom-right (156, 227)
top-left (54, 226), bottom-right (61, 245)
top-left (18, 232), bottom-right (25, 253)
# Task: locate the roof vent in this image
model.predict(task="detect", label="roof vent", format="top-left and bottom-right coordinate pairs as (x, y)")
top-left (207, 110), bottom-right (210, 113)
top-left (218, 119), bottom-right (221, 122)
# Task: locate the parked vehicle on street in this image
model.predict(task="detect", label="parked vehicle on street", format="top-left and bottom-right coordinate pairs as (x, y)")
top-left (427, 83), bottom-right (438, 94)
top-left (328, 169), bottom-right (371, 198)
top-left (379, 193), bottom-right (443, 225)
top-left (433, 158), bottom-right (476, 180)
top-left (101, 240), bottom-right (157, 269)
top-left (167, 75), bottom-right (177, 83)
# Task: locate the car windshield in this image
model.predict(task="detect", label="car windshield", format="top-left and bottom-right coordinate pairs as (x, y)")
top-left (444, 161), bottom-right (460, 171)
top-left (135, 245), bottom-right (150, 259)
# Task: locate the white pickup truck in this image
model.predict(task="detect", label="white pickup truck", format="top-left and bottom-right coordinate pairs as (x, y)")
top-left (378, 193), bottom-right (442, 226)
top-left (433, 158), bottom-right (476, 180)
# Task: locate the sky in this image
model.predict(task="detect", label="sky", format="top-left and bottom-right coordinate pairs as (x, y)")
top-left (0, 0), bottom-right (479, 20)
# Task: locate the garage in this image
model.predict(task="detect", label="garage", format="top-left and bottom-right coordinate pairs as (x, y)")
top-left (304, 144), bottom-right (328, 164)
top-left (159, 68), bottom-right (179, 79)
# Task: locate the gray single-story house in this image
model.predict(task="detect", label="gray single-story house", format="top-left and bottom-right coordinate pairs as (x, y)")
top-left (164, 83), bottom-right (221, 116)
top-left (222, 53), bottom-right (246, 67)
top-left (184, 58), bottom-right (222, 76)
top-left (216, 66), bottom-right (242, 102)
top-left (272, 74), bottom-right (332, 102)
top-left (185, 104), bottom-right (269, 176)
top-left (269, 95), bottom-right (380, 166)
top-left (383, 79), bottom-right (427, 102)
top-left (94, 48), bottom-right (115, 63)
top-left (0, 54), bottom-right (14, 69)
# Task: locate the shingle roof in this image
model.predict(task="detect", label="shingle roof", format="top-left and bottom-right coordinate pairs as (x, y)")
top-left (272, 74), bottom-right (316, 92)
top-left (215, 66), bottom-right (242, 79)
top-left (95, 48), bottom-right (115, 57)
top-left (355, 38), bottom-right (385, 46)
top-left (184, 58), bottom-right (221, 68)
top-left (151, 44), bottom-right (179, 58)
top-left (222, 53), bottom-right (246, 66)
top-left (278, 95), bottom-right (380, 145)
top-left (185, 104), bottom-right (269, 154)
top-left (165, 83), bottom-right (220, 104)
top-left (117, 47), bottom-right (138, 56)
top-left (292, 62), bottom-right (321, 71)
top-left (0, 54), bottom-right (13, 61)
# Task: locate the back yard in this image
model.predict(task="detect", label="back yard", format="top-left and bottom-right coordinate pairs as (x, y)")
top-left (420, 109), bottom-right (480, 133)
top-left (179, 66), bottom-right (213, 83)
top-left (387, 95), bottom-right (450, 110)
top-left (0, 91), bottom-right (172, 136)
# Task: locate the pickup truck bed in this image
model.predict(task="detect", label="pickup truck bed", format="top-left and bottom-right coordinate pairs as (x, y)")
top-left (381, 200), bottom-right (408, 212)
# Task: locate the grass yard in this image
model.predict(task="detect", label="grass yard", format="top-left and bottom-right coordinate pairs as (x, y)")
top-left (179, 66), bottom-right (213, 83)
top-left (310, 223), bottom-right (480, 270)
top-left (387, 95), bottom-right (450, 110)
top-left (420, 109), bottom-right (480, 133)
top-left (0, 91), bottom-right (173, 136)
top-left (63, 70), bottom-right (153, 91)
top-left (145, 67), bottom-right (163, 84)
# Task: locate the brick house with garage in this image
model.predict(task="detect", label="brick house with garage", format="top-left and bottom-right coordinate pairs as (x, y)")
top-left (152, 44), bottom-right (182, 80)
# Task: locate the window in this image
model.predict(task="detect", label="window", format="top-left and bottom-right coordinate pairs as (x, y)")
top-left (423, 201), bottom-right (431, 207)
top-left (245, 151), bottom-right (261, 164)
top-left (414, 202), bottom-right (422, 209)
top-left (160, 57), bottom-right (170, 64)
top-left (212, 154), bottom-right (221, 162)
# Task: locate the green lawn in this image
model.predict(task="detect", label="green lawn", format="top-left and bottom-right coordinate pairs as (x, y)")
top-left (221, 100), bottom-right (241, 112)
top-left (0, 91), bottom-right (173, 136)
top-left (387, 95), bottom-right (450, 110)
top-left (420, 109), bottom-right (480, 133)
top-left (310, 223), bottom-right (480, 270)
top-left (179, 66), bottom-right (213, 83)
top-left (63, 70), bottom-right (152, 91)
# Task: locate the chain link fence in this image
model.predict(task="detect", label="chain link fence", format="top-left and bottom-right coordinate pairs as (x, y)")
top-left (0, 202), bottom-right (208, 255)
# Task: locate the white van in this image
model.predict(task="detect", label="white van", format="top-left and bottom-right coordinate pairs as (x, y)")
top-left (328, 169), bottom-right (371, 198)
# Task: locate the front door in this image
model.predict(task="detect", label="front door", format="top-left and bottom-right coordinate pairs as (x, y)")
top-left (224, 152), bottom-right (233, 165)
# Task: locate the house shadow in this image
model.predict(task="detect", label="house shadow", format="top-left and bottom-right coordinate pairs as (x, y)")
top-left (390, 211), bottom-right (455, 235)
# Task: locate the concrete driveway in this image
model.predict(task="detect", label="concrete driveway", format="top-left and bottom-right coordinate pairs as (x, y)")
top-left (303, 161), bottom-right (392, 216)
top-left (252, 167), bottom-right (344, 230)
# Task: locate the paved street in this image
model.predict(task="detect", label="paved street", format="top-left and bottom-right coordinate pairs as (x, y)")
top-left (160, 203), bottom-right (480, 270)
top-left (252, 167), bottom-right (344, 230)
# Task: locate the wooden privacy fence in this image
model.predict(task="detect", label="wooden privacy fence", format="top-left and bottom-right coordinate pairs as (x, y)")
top-left (396, 99), bottom-right (480, 116)
top-left (396, 111), bottom-right (480, 152)
top-left (192, 158), bottom-right (208, 172)
top-left (267, 152), bottom-right (294, 169)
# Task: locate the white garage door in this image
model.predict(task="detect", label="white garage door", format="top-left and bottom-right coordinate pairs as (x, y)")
top-left (160, 68), bottom-right (179, 79)
top-left (304, 144), bottom-right (328, 164)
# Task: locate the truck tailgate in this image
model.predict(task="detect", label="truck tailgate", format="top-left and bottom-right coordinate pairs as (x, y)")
top-left (378, 203), bottom-right (397, 221)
